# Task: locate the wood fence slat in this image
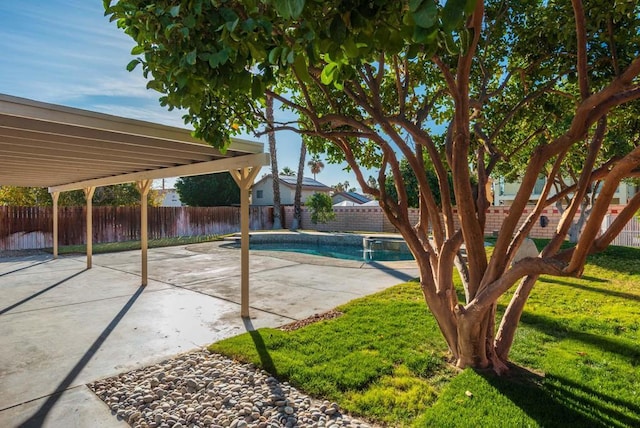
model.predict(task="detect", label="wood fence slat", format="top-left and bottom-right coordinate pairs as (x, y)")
top-left (0, 205), bottom-right (274, 250)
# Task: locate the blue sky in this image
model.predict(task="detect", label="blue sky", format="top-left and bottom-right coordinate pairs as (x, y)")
top-left (0, 1), bottom-right (364, 191)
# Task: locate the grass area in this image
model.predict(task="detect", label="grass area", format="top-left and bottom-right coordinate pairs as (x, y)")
top-left (210, 244), bottom-right (640, 427)
top-left (46, 234), bottom-right (221, 255)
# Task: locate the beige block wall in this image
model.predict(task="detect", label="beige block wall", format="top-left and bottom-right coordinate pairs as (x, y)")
top-left (283, 206), bottom-right (388, 232)
top-left (282, 205), bottom-right (628, 238)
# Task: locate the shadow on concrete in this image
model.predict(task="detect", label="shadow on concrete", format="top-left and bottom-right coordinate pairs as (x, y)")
top-left (17, 286), bottom-right (145, 428)
top-left (0, 259), bottom-right (51, 278)
top-left (0, 269), bottom-right (87, 315)
top-left (367, 261), bottom-right (418, 283)
top-left (243, 317), bottom-right (278, 377)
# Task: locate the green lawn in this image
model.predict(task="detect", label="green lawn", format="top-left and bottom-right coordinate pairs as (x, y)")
top-left (210, 244), bottom-right (640, 427)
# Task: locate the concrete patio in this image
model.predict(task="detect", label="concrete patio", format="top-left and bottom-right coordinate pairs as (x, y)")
top-left (0, 241), bottom-right (418, 427)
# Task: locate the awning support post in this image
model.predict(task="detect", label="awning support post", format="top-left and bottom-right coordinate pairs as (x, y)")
top-left (230, 167), bottom-right (261, 317)
top-left (51, 191), bottom-right (60, 259)
top-left (84, 187), bottom-right (96, 269)
top-left (136, 180), bottom-right (152, 286)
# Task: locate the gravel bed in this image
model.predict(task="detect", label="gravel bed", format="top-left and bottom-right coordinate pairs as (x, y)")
top-left (89, 350), bottom-right (378, 428)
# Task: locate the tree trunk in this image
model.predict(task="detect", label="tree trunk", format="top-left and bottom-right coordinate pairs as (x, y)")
top-left (291, 141), bottom-right (306, 231)
top-left (495, 275), bottom-right (538, 361)
top-left (420, 276), bottom-right (497, 370)
top-left (456, 310), bottom-right (491, 369)
top-left (266, 95), bottom-right (282, 229)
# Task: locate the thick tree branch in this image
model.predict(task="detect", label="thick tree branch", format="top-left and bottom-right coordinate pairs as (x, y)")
top-left (393, 55), bottom-right (406, 116)
top-left (592, 191), bottom-right (640, 251)
top-left (391, 119), bottom-right (455, 240)
top-left (607, 16), bottom-right (620, 76)
top-left (492, 59), bottom-right (640, 282)
top-left (571, 0), bottom-right (590, 99)
top-left (471, 257), bottom-right (569, 313)
top-left (433, 57), bottom-right (458, 103)
top-left (416, 88), bottom-right (448, 125)
top-left (552, 118), bottom-right (607, 251)
top-left (584, 86), bottom-right (640, 125)
top-left (458, 0), bottom-right (485, 88)
top-left (567, 145), bottom-right (640, 273)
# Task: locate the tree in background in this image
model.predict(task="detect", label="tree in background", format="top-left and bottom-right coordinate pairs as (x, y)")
top-left (0, 186), bottom-right (51, 206)
top-left (91, 184), bottom-right (161, 206)
top-left (306, 192), bottom-right (336, 224)
top-left (307, 154), bottom-right (325, 180)
top-left (384, 159), bottom-right (455, 208)
top-left (107, 0), bottom-right (640, 372)
top-left (332, 181), bottom-right (356, 193)
top-left (175, 173), bottom-right (239, 206)
top-left (266, 94), bottom-right (282, 229)
top-left (0, 184), bottom-right (160, 206)
top-left (280, 167), bottom-right (295, 176)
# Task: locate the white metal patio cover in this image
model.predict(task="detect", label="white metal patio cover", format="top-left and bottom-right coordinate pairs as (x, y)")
top-left (0, 93), bottom-right (269, 317)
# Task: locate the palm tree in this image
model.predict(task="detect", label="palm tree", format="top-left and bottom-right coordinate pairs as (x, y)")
top-left (266, 94), bottom-right (282, 229)
top-left (307, 154), bottom-right (324, 180)
top-left (280, 166), bottom-right (295, 176)
top-left (291, 141), bottom-right (307, 231)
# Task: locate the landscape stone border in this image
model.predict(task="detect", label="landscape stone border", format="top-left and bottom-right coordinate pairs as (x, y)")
top-left (89, 350), bottom-right (378, 428)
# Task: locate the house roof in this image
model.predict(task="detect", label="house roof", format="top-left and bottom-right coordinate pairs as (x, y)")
top-left (0, 93), bottom-right (269, 191)
top-left (254, 174), bottom-right (332, 191)
top-left (333, 191), bottom-right (371, 204)
top-left (278, 175), bottom-right (331, 189)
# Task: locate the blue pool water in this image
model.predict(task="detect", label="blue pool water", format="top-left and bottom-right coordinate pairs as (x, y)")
top-left (249, 242), bottom-right (415, 262)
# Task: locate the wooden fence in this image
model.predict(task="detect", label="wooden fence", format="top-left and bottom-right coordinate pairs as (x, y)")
top-left (0, 206), bottom-right (274, 251)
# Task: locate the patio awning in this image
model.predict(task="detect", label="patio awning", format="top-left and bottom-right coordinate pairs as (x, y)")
top-left (0, 93), bottom-right (268, 190)
top-left (0, 93), bottom-right (268, 317)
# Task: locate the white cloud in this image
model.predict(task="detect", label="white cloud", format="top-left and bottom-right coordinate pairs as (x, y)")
top-left (91, 103), bottom-right (188, 128)
top-left (0, 0), bottom-right (372, 192)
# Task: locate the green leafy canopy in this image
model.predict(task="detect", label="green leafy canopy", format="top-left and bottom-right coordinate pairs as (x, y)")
top-left (104, 0), bottom-right (476, 149)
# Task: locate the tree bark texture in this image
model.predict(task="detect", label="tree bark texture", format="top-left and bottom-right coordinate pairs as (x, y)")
top-left (266, 95), bottom-right (282, 230)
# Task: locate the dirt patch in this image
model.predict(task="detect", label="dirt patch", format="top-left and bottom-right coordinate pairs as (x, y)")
top-left (279, 309), bottom-right (344, 331)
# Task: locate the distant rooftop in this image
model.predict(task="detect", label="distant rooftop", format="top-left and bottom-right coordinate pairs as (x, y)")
top-left (332, 191), bottom-right (371, 204)
top-left (343, 191), bottom-right (371, 204)
top-left (278, 175), bottom-right (331, 189)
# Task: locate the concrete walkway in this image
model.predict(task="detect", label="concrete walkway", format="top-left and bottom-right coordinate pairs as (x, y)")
top-left (0, 241), bottom-right (418, 427)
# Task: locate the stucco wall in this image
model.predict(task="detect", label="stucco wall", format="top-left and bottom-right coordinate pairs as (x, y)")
top-left (252, 177), bottom-right (326, 206)
top-left (283, 204), bottom-right (629, 239)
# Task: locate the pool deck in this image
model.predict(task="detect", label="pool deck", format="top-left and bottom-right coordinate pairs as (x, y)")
top-left (0, 237), bottom-right (419, 427)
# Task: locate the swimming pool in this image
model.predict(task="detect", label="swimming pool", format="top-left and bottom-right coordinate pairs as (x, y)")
top-left (249, 241), bottom-right (415, 262)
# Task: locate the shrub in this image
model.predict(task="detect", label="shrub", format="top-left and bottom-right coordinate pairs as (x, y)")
top-left (306, 193), bottom-right (336, 224)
